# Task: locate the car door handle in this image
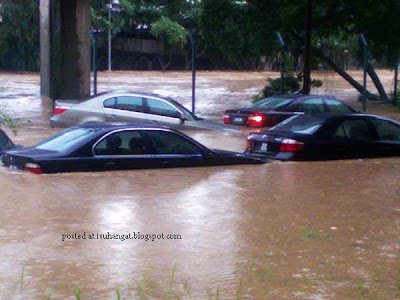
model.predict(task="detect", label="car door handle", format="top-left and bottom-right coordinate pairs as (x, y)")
top-left (162, 161), bottom-right (170, 166)
top-left (108, 114), bottom-right (117, 120)
top-left (105, 161), bottom-right (116, 166)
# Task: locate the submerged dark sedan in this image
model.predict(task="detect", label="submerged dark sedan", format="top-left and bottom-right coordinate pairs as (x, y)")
top-left (246, 114), bottom-right (400, 161)
top-left (2, 123), bottom-right (266, 174)
top-left (224, 94), bottom-right (356, 127)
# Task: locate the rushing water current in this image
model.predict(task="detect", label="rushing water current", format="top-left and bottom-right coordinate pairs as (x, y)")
top-left (0, 71), bottom-right (399, 299)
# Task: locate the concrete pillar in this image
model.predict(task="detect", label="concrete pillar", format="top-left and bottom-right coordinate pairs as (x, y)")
top-left (40, 0), bottom-right (90, 101)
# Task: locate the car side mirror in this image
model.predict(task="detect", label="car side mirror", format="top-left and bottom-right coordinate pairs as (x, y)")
top-left (179, 116), bottom-right (187, 124)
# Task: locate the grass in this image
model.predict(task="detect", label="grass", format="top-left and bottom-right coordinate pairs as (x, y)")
top-left (395, 271), bottom-right (400, 296)
top-left (355, 281), bottom-right (369, 299)
top-left (74, 286), bottom-right (81, 300)
top-left (18, 266), bottom-right (24, 289)
top-left (115, 287), bottom-right (122, 300)
top-left (302, 226), bottom-right (332, 240)
top-left (13, 263), bottom-right (400, 299)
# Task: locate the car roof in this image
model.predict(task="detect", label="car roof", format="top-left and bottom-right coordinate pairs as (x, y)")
top-left (95, 91), bottom-right (177, 102)
top-left (286, 113), bottom-right (399, 123)
top-left (260, 93), bottom-right (341, 100)
top-left (75, 121), bottom-right (174, 131)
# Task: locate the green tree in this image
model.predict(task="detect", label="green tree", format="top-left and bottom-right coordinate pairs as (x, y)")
top-left (0, 0), bottom-right (39, 71)
top-left (150, 16), bottom-right (187, 71)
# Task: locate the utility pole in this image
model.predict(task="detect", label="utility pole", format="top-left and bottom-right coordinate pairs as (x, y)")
top-left (107, 0), bottom-right (112, 72)
top-left (188, 30), bottom-right (196, 114)
top-left (302, 0), bottom-right (312, 95)
top-left (89, 31), bottom-right (97, 95)
top-left (359, 34), bottom-right (368, 111)
top-left (275, 32), bottom-right (286, 94)
top-left (107, 0), bottom-right (120, 71)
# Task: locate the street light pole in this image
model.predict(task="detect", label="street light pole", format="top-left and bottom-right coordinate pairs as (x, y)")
top-left (275, 32), bottom-right (286, 94)
top-left (107, 0), bottom-right (112, 72)
top-left (189, 30), bottom-right (196, 114)
top-left (359, 33), bottom-right (368, 112)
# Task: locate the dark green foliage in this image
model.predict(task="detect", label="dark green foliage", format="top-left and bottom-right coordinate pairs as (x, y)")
top-left (1, 0), bottom-right (400, 73)
top-left (259, 76), bottom-right (301, 99)
top-left (200, 0), bottom-right (276, 69)
top-left (0, 0), bottom-right (40, 71)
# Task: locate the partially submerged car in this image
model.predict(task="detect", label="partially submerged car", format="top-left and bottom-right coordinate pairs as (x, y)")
top-left (224, 94), bottom-right (356, 127)
top-left (2, 123), bottom-right (266, 174)
top-left (50, 91), bottom-right (234, 131)
top-left (246, 114), bottom-right (400, 161)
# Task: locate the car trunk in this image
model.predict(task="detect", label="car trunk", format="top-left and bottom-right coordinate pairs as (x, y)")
top-left (248, 134), bottom-right (283, 157)
top-left (225, 108), bottom-right (256, 125)
top-left (247, 131), bottom-right (308, 158)
top-left (2, 149), bottom-right (61, 171)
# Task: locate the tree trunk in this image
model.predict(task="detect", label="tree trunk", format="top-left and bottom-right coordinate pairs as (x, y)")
top-left (302, 0), bottom-right (312, 94)
top-left (290, 30), bottom-right (375, 96)
top-left (367, 63), bottom-right (389, 102)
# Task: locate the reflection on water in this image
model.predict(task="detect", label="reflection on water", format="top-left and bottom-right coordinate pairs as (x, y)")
top-left (0, 71), bottom-right (399, 298)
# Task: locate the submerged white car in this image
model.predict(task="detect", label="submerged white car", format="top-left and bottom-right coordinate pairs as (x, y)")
top-left (50, 91), bottom-right (234, 131)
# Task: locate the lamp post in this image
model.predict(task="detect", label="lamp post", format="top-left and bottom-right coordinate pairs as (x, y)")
top-left (89, 30), bottom-right (98, 95)
top-left (275, 32), bottom-right (286, 94)
top-left (359, 33), bottom-right (368, 112)
top-left (188, 29), bottom-right (196, 114)
top-left (108, 0), bottom-right (120, 72)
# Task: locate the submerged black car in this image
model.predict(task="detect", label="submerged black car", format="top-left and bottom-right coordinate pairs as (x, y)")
top-left (246, 114), bottom-right (400, 161)
top-left (224, 94), bottom-right (356, 127)
top-left (2, 123), bottom-right (266, 174)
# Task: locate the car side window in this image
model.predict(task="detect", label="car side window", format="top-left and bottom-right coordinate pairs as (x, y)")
top-left (103, 96), bottom-right (145, 112)
top-left (371, 119), bottom-right (400, 141)
top-left (325, 99), bottom-right (353, 113)
top-left (285, 98), bottom-right (325, 113)
top-left (94, 130), bottom-right (153, 156)
top-left (146, 131), bottom-right (202, 155)
top-left (146, 98), bottom-right (181, 118)
top-left (332, 119), bottom-right (373, 141)
top-left (103, 97), bottom-right (116, 108)
top-left (301, 98), bottom-right (325, 113)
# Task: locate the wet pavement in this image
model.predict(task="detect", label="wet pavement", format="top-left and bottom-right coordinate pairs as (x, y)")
top-left (0, 70), bottom-right (399, 299)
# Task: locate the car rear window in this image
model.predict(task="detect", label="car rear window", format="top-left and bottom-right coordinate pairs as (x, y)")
top-left (252, 98), bottom-right (292, 110)
top-left (270, 115), bottom-right (325, 134)
top-left (36, 128), bottom-right (96, 152)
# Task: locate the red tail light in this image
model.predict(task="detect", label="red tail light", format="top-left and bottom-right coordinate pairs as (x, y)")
top-left (279, 139), bottom-right (304, 152)
top-left (24, 163), bottom-right (42, 175)
top-left (53, 106), bottom-right (69, 115)
top-left (223, 114), bottom-right (232, 124)
top-left (246, 112), bottom-right (266, 127)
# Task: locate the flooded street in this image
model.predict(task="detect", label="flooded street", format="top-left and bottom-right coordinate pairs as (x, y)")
top-left (0, 71), bottom-right (399, 299)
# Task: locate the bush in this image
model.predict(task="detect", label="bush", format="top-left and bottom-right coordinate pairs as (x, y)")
top-left (253, 74), bottom-right (323, 102)
top-left (262, 76), bottom-right (301, 98)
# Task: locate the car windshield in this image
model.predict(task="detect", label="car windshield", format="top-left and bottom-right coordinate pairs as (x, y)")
top-left (270, 115), bottom-right (325, 135)
top-left (0, 130), bottom-right (12, 149)
top-left (252, 98), bottom-right (293, 109)
top-left (35, 128), bottom-right (96, 152)
top-left (169, 99), bottom-right (200, 120)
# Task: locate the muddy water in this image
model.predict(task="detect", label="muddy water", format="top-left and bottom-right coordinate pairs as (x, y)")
top-left (0, 71), bottom-right (399, 299)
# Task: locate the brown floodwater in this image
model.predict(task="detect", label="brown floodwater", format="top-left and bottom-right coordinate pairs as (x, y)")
top-left (0, 71), bottom-right (399, 299)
